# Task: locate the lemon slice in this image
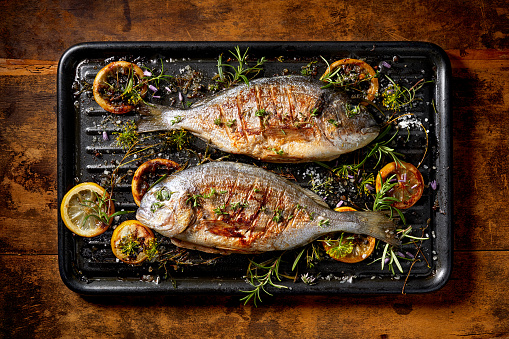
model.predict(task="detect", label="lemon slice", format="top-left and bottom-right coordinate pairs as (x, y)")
top-left (60, 182), bottom-right (114, 237)
top-left (321, 206), bottom-right (376, 263)
top-left (111, 220), bottom-right (156, 264)
top-left (93, 61), bottom-right (147, 114)
top-left (375, 161), bottom-right (424, 209)
top-left (320, 58), bottom-right (379, 101)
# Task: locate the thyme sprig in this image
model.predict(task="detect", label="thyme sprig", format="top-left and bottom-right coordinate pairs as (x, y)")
top-left (382, 76), bottom-right (430, 111)
top-left (215, 46), bottom-right (267, 88)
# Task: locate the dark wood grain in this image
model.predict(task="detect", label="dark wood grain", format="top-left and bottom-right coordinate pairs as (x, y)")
top-left (1, 252), bottom-right (508, 338)
top-left (1, 0), bottom-right (508, 337)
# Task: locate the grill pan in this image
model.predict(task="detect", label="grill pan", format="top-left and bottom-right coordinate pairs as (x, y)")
top-left (57, 42), bottom-right (452, 295)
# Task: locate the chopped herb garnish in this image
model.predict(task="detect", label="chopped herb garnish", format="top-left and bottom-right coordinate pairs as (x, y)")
top-left (327, 119), bottom-right (339, 127)
top-left (273, 208), bottom-right (284, 223)
top-left (213, 204), bottom-right (229, 215)
top-left (318, 218), bottom-right (330, 227)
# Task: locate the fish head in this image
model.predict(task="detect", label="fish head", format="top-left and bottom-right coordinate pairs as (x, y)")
top-left (135, 180), bottom-right (193, 238)
top-left (326, 97), bottom-right (380, 152)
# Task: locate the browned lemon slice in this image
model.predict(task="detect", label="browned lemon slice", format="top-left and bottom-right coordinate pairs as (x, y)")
top-left (320, 58), bottom-right (379, 101)
top-left (93, 61), bottom-right (147, 114)
top-left (132, 158), bottom-right (181, 206)
top-left (111, 220), bottom-right (155, 264)
top-left (375, 161), bottom-right (424, 209)
top-left (322, 206), bottom-right (376, 263)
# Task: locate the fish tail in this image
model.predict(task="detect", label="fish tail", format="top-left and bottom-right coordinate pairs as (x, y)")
top-left (353, 211), bottom-right (400, 246)
top-left (137, 104), bottom-right (182, 133)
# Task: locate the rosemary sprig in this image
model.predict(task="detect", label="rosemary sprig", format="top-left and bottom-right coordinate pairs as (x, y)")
top-left (215, 46), bottom-right (266, 88)
top-left (373, 173), bottom-right (406, 223)
top-left (240, 254), bottom-right (288, 306)
top-left (81, 191), bottom-right (133, 226)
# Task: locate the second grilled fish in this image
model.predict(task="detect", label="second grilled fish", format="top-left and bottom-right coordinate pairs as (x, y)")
top-left (138, 76), bottom-right (379, 163)
top-left (136, 162), bottom-right (399, 254)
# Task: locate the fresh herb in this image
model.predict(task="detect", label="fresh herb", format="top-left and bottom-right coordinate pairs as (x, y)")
top-left (272, 208), bottom-right (284, 223)
top-left (119, 234), bottom-right (141, 258)
top-left (373, 226), bottom-right (429, 275)
top-left (186, 194), bottom-right (203, 207)
top-left (226, 119), bottom-right (236, 127)
top-left (155, 187), bottom-right (174, 201)
top-left (81, 192), bottom-right (133, 226)
top-left (231, 202), bottom-right (248, 211)
top-left (202, 188), bottom-right (217, 199)
top-left (162, 129), bottom-right (192, 151)
top-left (255, 109), bottom-right (268, 117)
top-left (327, 119), bottom-right (339, 127)
top-left (114, 120), bottom-right (139, 150)
top-left (151, 187), bottom-right (175, 212)
top-left (301, 61), bottom-right (317, 76)
top-left (345, 103), bottom-right (361, 118)
top-left (382, 76), bottom-right (430, 111)
top-left (171, 115), bottom-right (183, 125)
top-left (319, 56), bottom-right (377, 91)
top-left (151, 202), bottom-right (165, 212)
top-left (253, 188), bottom-right (261, 193)
top-left (145, 238), bottom-right (159, 261)
top-left (215, 46), bottom-right (267, 88)
top-left (322, 233), bottom-right (355, 258)
top-left (373, 173), bottom-right (406, 223)
top-left (240, 254), bottom-right (288, 306)
top-left (318, 218), bottom-right (330, 227)
top-left (309, 174), bottom-right (334, 198)
top-left (213, 204), bottom-right (229, 216)
top-left (214, 117), bottom-right (223, 126)
top-left (267, 147), bottom-right (284, 155)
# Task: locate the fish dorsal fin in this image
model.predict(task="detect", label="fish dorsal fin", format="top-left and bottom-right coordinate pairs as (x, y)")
top-left (286, 180), bottom-right (330, 208)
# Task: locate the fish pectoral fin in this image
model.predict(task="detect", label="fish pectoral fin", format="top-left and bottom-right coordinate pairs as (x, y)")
top-left (199, 219), bottom-right (248, 238)
top-left (170, 238), bottom-right (235, 254)
top-left (171, 237), bottom-right (257, 254)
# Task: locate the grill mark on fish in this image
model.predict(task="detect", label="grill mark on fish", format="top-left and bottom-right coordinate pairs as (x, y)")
top-left (136, 162), bottom-right (399, 253)
top-left (138, 76), bottom-right (380, 163)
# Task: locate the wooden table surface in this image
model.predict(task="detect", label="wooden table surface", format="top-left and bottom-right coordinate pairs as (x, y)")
top-left (1, 1), bottom-right (508, 338)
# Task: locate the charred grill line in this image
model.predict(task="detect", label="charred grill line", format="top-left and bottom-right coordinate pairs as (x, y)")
top-left (235, 92), bottom-right (248, 141)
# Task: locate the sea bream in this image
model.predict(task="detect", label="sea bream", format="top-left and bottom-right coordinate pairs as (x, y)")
top-left (138, 76), bottom-right (379, 163)
top-left (136, 162), bottom-right (399, 254)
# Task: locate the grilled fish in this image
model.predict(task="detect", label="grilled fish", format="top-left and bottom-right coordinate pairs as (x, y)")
top-left (138, 76), bottom-right (379, 163)
top-left (136, 162), bottom-right (398, 254)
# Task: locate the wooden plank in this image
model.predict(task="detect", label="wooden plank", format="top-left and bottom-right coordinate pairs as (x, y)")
top-left (0, 74), bottom-right (57, 254)
top-left (1, 0), bottom-right (509, 61)
top-left (0, 59), bottom-right (58, 76)
top-left (0, 252), bottom-right (507, 338)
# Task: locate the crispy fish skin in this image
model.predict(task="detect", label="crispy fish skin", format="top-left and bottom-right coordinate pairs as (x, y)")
top-left (138, 76), bottom-right (379, 163)
top-left (136, 162), bottom-right (398, 254)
